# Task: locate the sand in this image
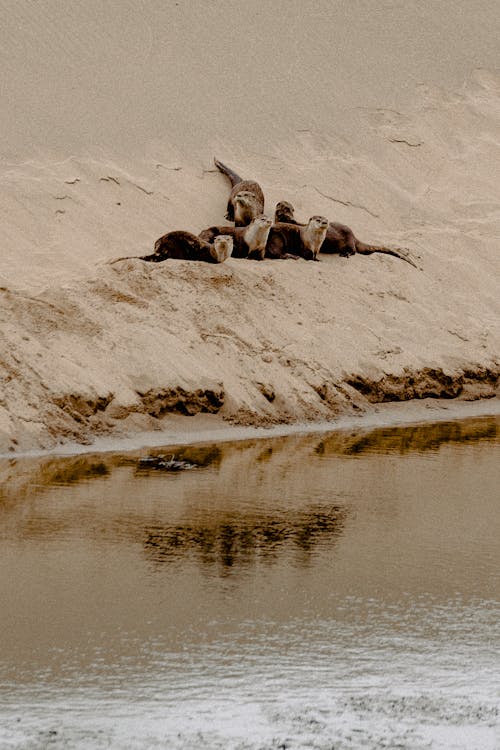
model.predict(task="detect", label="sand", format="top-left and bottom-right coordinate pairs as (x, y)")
top-left (1, 2), bottom-right (499, 454)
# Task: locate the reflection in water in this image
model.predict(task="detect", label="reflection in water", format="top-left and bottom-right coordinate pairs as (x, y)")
top-left (315, 415), bottom-right (499, 456)
top-left (143, 505), bottom-right (346, 570)
top-left (0, 415), bottom-right (499, 749)
top-left (41, 456), bottom-right (110, 485)
top-left (1, 415), bottom-right (497, 503)
top-left (132, 445), bottom-right (223, 476)
top-left (0, 444), bottom-right (222, 503)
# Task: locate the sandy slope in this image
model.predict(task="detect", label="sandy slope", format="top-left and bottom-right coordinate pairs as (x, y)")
top-left (1, 4), bottom-right (499, 453)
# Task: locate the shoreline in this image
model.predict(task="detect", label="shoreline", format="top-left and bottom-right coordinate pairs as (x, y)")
top-left (4, 396), bottom-right (500, 461)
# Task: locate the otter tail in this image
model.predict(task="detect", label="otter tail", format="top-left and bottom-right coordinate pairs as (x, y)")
top-left (108, 254), bottom-right (142, 264)
top-left (356, 241), bottom-right (419, 269)
top-left (108, 242), bottom-right (167, 264)
top-left (128, 238), bottom-right (170, 262)
top-left (214, 158), bottom-right (243, 187)
top-left (139, 252), bottom-right (168, 263)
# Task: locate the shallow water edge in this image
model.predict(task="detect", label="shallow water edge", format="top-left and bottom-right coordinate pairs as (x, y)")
top-left (4, 395), bottom-right (500, 460)
top-left (1, 412), bottom-right (499, 750)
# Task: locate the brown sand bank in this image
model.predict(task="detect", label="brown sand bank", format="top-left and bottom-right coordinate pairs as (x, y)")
top-left (1, 4), bottom-right (499, 454)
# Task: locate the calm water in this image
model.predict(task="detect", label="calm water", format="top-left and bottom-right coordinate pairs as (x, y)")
top-left (0, 416), bottom-right (499, 749)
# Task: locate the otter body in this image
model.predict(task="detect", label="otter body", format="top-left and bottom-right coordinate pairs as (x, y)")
top-left (266, 216), bottom-right (329, 260)
top-left (274, 201), bottom-right (356, 257)
top-left (199, 215), bottom-right (272, 260)
top-left (214, 158), bottom-right (265, 226)
top-left (144, 231), bottom-right (232, 263)
top-left (274, 201), bottom-right (417, 267)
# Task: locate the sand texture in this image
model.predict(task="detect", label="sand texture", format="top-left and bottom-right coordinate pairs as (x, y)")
top-left (1, 2), bottom-right (499, 453)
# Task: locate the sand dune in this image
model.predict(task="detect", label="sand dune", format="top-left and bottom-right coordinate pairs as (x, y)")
top-left (1, 3), bottom-right (499, 452)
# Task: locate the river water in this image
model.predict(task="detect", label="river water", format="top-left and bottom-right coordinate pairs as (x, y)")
top-left (0, 416), bottom-right (499, 749)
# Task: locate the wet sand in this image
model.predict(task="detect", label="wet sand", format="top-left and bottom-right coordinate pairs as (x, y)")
top-left (1, 394), bottom-right (499, 460)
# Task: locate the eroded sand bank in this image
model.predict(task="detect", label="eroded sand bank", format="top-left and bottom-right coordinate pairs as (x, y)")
top-left (1, 4), bottom-right (499, 455)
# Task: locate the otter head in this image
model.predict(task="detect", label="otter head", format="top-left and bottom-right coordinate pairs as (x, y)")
top-left (233, 190), bottom-right (261, 226)
top-left (304, 215), bottom-right (329, 259)
top-left (308, 215), bottom-right (329, 230)
top-left (244, 214), bottom-right (273, 260)
top-left (274, 200), bottom-right (295, 223)
top-left (210, 234), bottom-right (233, 263)
top-left (234, 190), bottom-right (257, 207)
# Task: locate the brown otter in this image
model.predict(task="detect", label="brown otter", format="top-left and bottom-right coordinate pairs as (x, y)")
top-left (214, 158), bottom-right (265, 226)
top-left (274, 201), bottom-right (418, 268)
top-left (199, 215), bottom-right (273, 260)
top-left (266, 216), bottom-right (329, 260)
top-left (109, 231), bottom-right (233, 264)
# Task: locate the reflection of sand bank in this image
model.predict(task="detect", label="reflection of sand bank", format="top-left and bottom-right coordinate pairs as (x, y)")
top-left (315, 414), bottom-right (500, 457)
top-left (0, 434), bottom-right (350, 570)
top-left (2, 415), bottom-right (500, 577)
top-left (2, 413), bottom-right (498, 502)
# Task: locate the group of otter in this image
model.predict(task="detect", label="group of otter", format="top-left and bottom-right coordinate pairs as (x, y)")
top-left (114, 159), bottom-right (417, 268)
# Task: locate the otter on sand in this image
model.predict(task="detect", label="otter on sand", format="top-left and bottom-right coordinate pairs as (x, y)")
top-left (214, 158), bottom-right (265, 226)
top-left (274, 201), bottom-right (418, 268)
top-left (266, 215), bottom-right (329, 260)
top-left (199, 215), bottom-right (273, 260)
top-left (109, 231), bottom-right (233, 264)
top-left (147, 231), bottom-right (233, 263)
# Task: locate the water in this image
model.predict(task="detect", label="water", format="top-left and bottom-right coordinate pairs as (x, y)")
top-left (1, 416), bottom-right (499, 749)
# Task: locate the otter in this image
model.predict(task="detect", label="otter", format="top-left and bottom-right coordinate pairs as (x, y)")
top-left (109, 231), bottom-right (233, 264)
top-left (266, 215), bottom-right (329, 260)
top-left (274, 201), bottom-right (418, 268)
top-left (199, 215), bottom-right (273, 260)
top-left (214, 158), bottom-right (265, 226)
top-left (146, 231), bottom-right (233, 263)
